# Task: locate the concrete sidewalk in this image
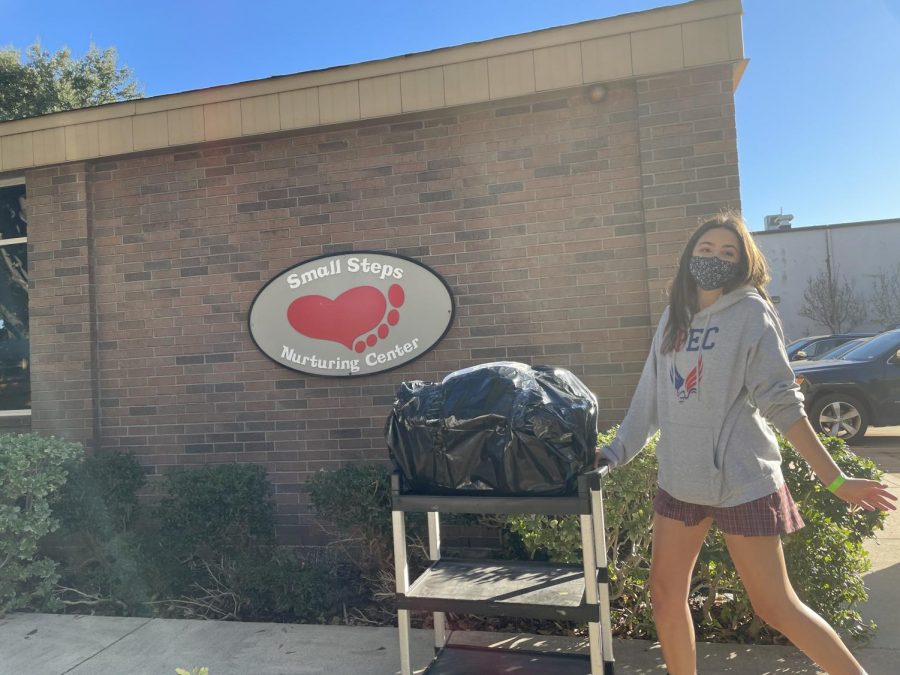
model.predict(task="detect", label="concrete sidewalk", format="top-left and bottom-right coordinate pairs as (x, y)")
top-left (852, 428), bottom-right (900, 658)
top-left (0, 613), bottom-right (894, 675)
top-left (1, 431), bottom-right (896, 675)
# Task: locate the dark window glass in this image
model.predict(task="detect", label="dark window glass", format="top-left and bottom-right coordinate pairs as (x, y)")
top-left (786, 339), bottom-right (813, 358)
top-left (809, 339), bottom-right (842, 357)
top-left (843, 331), bottom-right (900, 361)
top-left (0, 184), bottom-right (29, 410)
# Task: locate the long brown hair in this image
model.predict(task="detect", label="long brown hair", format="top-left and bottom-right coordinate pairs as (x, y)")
top-left (661, 211), bottom-right (772, 353)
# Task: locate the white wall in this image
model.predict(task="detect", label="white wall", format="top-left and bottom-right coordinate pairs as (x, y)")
top-left (754, 220), bottom-right (900, 341)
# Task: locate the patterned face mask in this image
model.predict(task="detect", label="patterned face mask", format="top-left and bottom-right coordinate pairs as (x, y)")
top-left (689, 255), bottom-right (738, 290)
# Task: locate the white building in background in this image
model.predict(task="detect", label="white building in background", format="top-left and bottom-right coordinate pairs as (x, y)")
top-left (753, 218), bottom-right (900, 341)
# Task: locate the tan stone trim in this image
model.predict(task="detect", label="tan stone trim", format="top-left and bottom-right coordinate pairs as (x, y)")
top-left (0, 0), bottom-right (743, 171)
top-left (0, 175), bottom-right (25, 188)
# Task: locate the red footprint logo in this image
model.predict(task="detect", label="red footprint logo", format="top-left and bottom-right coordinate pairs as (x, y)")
top-left (287, 284), bottom-right (405, 352)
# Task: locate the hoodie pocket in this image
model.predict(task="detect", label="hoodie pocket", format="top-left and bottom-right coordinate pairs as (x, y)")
top-left (656, 421), bottom-right (723, 505)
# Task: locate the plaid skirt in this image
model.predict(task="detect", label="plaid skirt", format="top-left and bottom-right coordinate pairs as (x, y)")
top-left (653, 482), bottom-right (805, 536)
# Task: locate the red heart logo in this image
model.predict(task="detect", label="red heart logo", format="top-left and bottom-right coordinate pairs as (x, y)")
top-left (286, 286), bottom-right (387, 350)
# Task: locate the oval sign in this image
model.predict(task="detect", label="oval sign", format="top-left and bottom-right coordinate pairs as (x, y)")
top-left (249, 252), bottom-right (455, 377)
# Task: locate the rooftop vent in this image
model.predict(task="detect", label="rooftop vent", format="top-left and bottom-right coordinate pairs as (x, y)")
top-left (764, 214), bottom-right (794, 231)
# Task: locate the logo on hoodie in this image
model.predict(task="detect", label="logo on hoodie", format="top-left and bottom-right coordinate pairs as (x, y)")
top-left (670, 326), bottom-right (717, 402)
top-left (670, 354), bottom-right (703, 402)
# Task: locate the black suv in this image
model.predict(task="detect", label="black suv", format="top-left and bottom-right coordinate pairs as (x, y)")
top-left (792, 329), bottom-right (900, 443)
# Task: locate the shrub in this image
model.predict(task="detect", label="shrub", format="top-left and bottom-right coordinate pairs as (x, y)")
top-left (779, 435), bottom-right (885, 641)
top-left (306, 463), bottom-right (396, 576)
top-left (223, 548), bottom-right (352, 623)
top-left (503, 429), bottom-right (886, 643)
top-left (48, 452), bottom-right (154, 615)
top-left (55, 451), bottom-right (146, 535)
top-left (49, 460), bottom-right (351, 624)
top-left (156, 463), bottom-right (277, 557)
top-left (0, 433), bottom-right (83, 615)
top-left (152, 464), bottom-right (353, 623)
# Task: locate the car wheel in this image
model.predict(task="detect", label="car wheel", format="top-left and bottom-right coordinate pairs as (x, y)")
top-left (811, 394), bottom-right (869, 443)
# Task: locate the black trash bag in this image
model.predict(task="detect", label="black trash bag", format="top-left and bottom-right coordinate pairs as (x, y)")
top-left (385, 361), bottom-right (598, 496)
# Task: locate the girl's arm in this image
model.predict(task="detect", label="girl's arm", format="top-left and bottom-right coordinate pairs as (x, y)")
top-left (597, 324), bottom-right (662, 468)
top-left (747, 307), bottom-right (895, 511)
top-left (745, 309), bottom-right (809, 435)
top-left (783, 417), bottom-right (897, 512)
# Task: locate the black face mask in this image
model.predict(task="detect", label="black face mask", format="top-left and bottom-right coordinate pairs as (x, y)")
top-left (689, 255), bottom-right (738, 290)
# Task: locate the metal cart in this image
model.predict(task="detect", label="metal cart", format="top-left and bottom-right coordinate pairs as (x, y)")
top-left (391, 466), bottom-right (616, 674)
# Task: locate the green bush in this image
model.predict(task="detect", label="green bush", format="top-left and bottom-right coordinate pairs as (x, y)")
top-left (779, 435), bottom-right (884, 641)
top-left (0, 433), bottom-right (83, 615)
top-left (156, 463), bottom-right (277, 556)
top-left (48, 460), bottom-right (351, 623)
top-left (503, 429), bottom-right (886, 643)
top-left (224, 548), bottom-right (352, 623)
top-left (55, 451), bottom-right (146, 535)
top-left (306, 463), bottom-right (395, 576)
top-left (152, 464), bottom-right (350, 622)
top-left (48, 452), bottom-right (154, 615)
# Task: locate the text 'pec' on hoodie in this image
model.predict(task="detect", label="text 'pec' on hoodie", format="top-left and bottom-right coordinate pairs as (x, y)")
top-left (603, 286), bottom-right (807, 507)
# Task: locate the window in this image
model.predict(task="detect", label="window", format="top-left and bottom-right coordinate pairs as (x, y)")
top-left (786, 338), bottom-right (813, 359)
top-left (843, 331), bottom-right (900, 362)
top-left (0, 182), bottom-right (29, 412)
top-left (808, 338), bottom-right (843, 357)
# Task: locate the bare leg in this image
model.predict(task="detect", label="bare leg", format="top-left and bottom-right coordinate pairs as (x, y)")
top-left (649, 512), bottom-right (713, 675)
top-left (723, 532), bottom-right (866, 675)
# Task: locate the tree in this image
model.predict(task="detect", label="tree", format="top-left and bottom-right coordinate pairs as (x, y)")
top-left (0, 42), bottom-right (142, 122)
top-left (799, 263), bottom-right (866, 333)
top-left (871, 263), bottom-right (900, 330)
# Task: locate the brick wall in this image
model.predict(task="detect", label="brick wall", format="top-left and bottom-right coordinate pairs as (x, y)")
top-left (24, 64), bottom-right (741, 544)
top-left (26, 163), bottom-right (98, 446)
top-left (637, 63), bottom-right (742, 319)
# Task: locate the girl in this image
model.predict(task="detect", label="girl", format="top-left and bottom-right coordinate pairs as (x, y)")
top-left (598, 212), bottom-right (896, 675)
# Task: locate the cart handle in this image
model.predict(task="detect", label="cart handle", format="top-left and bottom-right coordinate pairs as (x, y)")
top-left (577, 462), bottom-right (610, 492)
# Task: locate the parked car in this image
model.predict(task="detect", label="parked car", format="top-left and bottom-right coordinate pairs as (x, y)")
top-left (792, 329), bottom-right (900, 443)
top-left (785, 333), bottom-right (876, 362)
top-left (812, 336), bottom-right (874, 361)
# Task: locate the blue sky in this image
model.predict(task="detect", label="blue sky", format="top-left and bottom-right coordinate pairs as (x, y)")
top-left (4, 0), bottom-right (899, 231)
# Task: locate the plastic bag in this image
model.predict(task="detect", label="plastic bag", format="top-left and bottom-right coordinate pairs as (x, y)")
top-left (385, 361), bottom-right (598, 495)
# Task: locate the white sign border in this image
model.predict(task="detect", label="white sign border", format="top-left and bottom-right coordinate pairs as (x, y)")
top-left (248, 250), bottom-right (457, 378)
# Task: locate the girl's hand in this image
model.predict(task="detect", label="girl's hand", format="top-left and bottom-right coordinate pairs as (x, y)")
top-left (834, 478), bottom-right (898, 511)
top-left (594, 446), bottom-right (613, 470)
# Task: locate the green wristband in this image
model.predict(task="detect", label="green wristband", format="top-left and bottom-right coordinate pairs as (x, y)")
top-left (826, 474), bottom-right (846, 493)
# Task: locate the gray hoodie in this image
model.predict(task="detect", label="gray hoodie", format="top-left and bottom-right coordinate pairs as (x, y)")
top-left (601, 286), bottom-right (806, 507)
